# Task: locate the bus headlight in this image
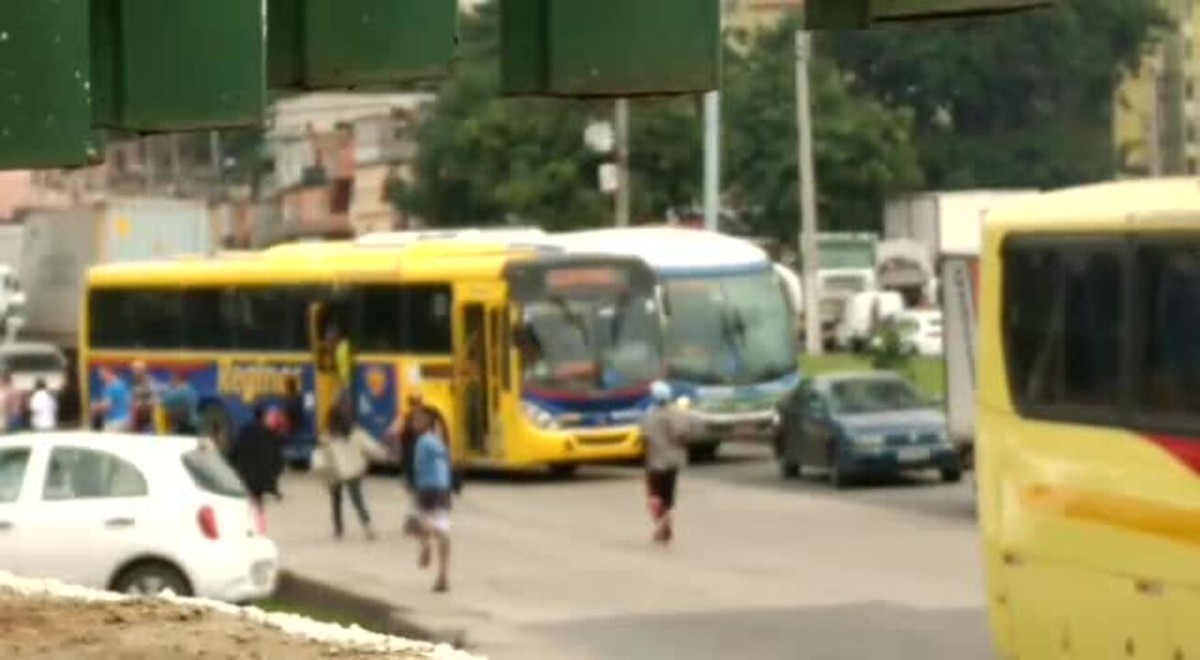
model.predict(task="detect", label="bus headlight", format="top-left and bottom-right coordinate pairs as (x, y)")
top-left (522, 402), bottom-right (559, 430)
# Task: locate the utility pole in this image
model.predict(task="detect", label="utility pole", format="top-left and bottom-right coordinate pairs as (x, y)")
top-left (144, 137), bottom-right (157, 192)
top-left (615, 98), bottom-right (631, 227)
top-left (170, 133), bottom-right (183, 196)
top-left (796, 30), bottom-right (822, 356)
top-left (703, 90), bottom-right (721, 232)
top-left (209, 130), bottom-right (222, 180)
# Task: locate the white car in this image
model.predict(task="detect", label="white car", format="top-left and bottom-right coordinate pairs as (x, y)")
top-left (0, 433), bottom-right (278, 602)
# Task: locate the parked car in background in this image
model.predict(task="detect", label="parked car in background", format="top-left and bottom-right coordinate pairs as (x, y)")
top-left (0, 342), bottom-right (67, 392)
top-left (0, 433), bottom-right (278, 602)
top-left (773, 372), bottom-right (961, 487)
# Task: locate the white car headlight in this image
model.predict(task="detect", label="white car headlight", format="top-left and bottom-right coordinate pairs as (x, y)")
top-left (522, 402), bottom-right (559, 430)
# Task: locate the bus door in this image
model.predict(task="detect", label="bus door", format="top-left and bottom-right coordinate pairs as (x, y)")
top-left (454, 285), bottom-right (506, 460)
top-left (307, 302), bottom-right (340, 436)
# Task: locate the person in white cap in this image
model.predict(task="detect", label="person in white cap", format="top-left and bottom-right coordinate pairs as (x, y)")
top-left (639, 380), bottom-right (691, 546)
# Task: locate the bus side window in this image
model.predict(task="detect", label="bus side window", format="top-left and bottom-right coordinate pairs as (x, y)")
top-left (1136, 243), bottom-right (1200, 418)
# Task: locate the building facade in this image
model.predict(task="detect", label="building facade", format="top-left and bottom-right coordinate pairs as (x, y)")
top-left (1114, 0), bottom-right (1197, 176)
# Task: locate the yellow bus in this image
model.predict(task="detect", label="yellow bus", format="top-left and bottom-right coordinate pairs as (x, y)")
top-left (977, 178), bottom-right (1200, 658)
top-left (82, 237), bottom-right (665, 473)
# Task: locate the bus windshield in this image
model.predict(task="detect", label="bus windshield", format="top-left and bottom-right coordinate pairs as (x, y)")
top-left (663, 268), bottom-right (797, 386)
top-left (520, 291), bottom-right (663, 394)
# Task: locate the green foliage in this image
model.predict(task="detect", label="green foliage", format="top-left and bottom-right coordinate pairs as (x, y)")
top-left (723, 19), bottom-right (925, 242)
top-left (404, 2), bottom-right (924, 233)
top-left (823, 0), bottom-right (1170, 189)
top-left (400, 4), bottom-right (608, 229)
top-left (868, 318), bottom-right (917, 379)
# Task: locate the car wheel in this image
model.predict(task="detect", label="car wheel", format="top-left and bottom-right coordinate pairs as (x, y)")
top-left (112, 561), bottom-right (192, 597)
top-left (940, 467), bottom-right (963, 483)
top-left (688, 442), bottom-right (720, 464)
top-left (779, 459), bottom-right (800, 479)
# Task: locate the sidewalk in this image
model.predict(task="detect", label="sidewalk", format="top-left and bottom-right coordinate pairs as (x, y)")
top-left (267, 462), bottom-right (988, 660)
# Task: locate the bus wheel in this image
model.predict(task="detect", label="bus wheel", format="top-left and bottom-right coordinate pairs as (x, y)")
top-left (200, 403), bottom-right (233, 453)
top-left (688, 442), bottom-right (720, 464)
top-left (548, 464), bottom-right (579, 479)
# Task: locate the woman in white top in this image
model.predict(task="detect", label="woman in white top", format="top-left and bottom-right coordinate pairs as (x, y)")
top-left (29, 378), bottom-right (57, 431)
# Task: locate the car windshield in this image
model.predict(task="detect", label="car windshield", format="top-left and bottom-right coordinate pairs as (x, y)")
top-left (3, 351), bottom-right (64, 372)
top-left (520, 291), bottom-right (663, 394)
top-left (182, 448), bottom-right (246, 499)
top-left (663, 269), bottom-right (797, 386)
top-left (828, 378), bottom-right (928, 414)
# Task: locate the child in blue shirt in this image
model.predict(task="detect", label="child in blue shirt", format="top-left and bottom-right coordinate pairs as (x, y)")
top-left (410, 408), bottom-right (452, 593)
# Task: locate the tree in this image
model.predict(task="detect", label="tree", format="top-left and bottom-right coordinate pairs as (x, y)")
top-left (823, 0), bottom-right (1169, 189)
top-left (402, 3), bottom-right (703, 229)
top-left (723, 20), bottom-right (924, 242)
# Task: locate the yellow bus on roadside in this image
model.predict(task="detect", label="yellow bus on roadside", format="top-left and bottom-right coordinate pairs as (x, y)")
top-left (82, 236), bottom-right (665, 473)
top-left (977, 178), bottom-right (1200, 658)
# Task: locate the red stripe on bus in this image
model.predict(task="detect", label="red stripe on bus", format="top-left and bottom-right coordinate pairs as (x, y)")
top-left (1145, 434), bottom-right (1200, 476)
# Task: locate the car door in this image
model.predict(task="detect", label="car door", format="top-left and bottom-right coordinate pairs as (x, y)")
top-left (19, 445), bottom-right (155, 590)
top-left (0, 443), bottom-right (37, 576)
top-left (799, 390), bottom-right (834, 469)
top-left (776, 385), bottom-right (805, 461)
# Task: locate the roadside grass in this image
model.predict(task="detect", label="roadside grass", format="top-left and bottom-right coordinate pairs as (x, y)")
top-left (800, 353), bottom-right (945, 400)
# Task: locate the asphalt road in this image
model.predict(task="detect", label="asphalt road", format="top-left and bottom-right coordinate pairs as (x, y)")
top-left (531, 443), bottom-right (990, 660)
top-left (275, 442), bottom-right (993, 660)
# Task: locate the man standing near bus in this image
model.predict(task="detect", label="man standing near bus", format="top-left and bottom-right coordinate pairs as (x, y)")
top-left (640, 380), bottom-right (691, 546)
top-left (94, 368), bottom-right (132, 432)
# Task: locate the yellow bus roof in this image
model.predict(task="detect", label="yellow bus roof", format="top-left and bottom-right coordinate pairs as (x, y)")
top-left (986, 178), bottom-right (1200, 232)
top-left (87, 239), bottom-right (544, 287)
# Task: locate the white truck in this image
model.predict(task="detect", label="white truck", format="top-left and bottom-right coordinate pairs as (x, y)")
top-left (884, 190), bottom-right (1041, 469)
top-left (20, 198), bottom-right (213, 349)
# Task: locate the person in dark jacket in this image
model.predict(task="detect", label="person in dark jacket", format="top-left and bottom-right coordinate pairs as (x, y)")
top-left (229, 404), bottom-right (283, 519)
top-left (56, 366), bottom-right (82, 429)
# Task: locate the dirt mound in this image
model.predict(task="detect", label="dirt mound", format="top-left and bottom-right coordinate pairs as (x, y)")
top-left (0, 591), bottom-right (428, 660)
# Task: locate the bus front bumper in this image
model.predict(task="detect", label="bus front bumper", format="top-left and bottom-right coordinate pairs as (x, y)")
top-left (539, 426), bottom-right (644, 464)
top-left (682, 409), bottom-right (780, 444)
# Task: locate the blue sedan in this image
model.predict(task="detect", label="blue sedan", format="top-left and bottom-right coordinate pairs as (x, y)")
top-left (773, 372), bottom-right (962, 488)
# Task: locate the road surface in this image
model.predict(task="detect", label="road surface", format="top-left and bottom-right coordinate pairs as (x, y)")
top-left (271, 443), bottom-right (991, 660)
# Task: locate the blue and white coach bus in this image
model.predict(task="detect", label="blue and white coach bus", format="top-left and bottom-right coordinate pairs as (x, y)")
top-left (553, 227), bottom-right (801, 460)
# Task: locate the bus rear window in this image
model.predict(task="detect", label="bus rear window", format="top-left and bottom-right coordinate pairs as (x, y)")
top-left (182, 449), bottom-right (246, 499)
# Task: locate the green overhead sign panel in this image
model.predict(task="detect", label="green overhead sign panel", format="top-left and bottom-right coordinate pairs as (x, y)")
top-left (0, 1), bottom-right (96, 168)
top-left (806, 0), bottom-right (1056, 29)
top-left (501, 0), bottom-right (721, 97)
top-left (97, 0), bottom-right (267, 131)
top-left (269, 0), bottom-right (457, 90)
